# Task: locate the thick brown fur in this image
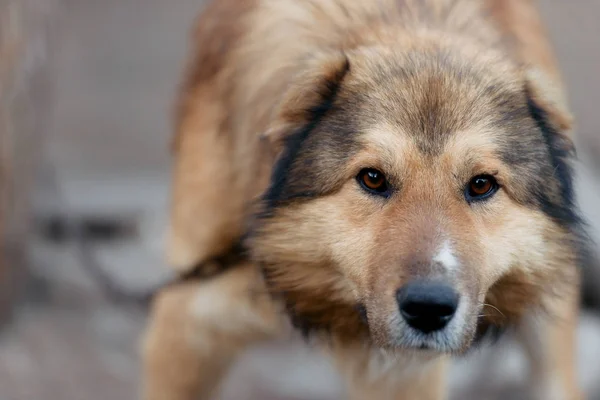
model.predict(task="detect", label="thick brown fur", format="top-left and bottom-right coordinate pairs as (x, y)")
top-left (144, 1), bottom-right (584, 399)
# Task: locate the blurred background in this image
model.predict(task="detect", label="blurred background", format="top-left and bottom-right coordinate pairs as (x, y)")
top-left (0, 0), bottom-right (599, 399)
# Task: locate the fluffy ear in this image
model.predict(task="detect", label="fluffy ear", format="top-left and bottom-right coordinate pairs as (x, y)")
top-left (490, 0), bottom-right (574, 145)
top-left (525, 66), bottom-right (579, 230)
top-left (525, 67), bottom-right (575, 154)
top-left (261, 52), bottom-right (350, 156)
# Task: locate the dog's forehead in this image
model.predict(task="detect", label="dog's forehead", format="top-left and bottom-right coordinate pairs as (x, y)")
top-left (359, 120), bottom-right (499, 172)
top-left (342, 50), bottom-right (528, 156)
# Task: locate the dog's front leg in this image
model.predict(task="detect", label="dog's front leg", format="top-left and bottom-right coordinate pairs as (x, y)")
top-left (141, 263), bottom-right (282, 400)
top-left (336, 348), bottom-right (448, 400)
top-left (518, 280), bottom-right (582, 400)
top-left (390, 358), bottom-right (448, 400)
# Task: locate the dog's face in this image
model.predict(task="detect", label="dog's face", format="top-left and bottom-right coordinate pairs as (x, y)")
top-left (250, 45), bottom-right (580, 353)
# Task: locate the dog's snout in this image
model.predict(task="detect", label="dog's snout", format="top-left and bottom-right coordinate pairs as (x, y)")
top-left (396, 281), bottom-right (459, 333)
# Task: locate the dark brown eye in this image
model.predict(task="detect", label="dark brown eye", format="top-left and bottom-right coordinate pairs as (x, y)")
top-left (357, 168), bottom-right (389, 195)
top-left (466, 175), bottom-right (498, 201)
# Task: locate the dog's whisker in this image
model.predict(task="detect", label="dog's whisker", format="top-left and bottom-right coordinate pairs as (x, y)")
top-left (480, 303), bottom-right (505, 318)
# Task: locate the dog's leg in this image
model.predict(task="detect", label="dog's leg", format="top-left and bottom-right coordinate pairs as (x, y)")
top-left (335, 347), bottom-right (448, 400)
top-left (390, 358), bottom-right (447, 400)
top-left (519, 284), bottom-right (582, 400)
top-left (141, 263), bottom-right (282, 400)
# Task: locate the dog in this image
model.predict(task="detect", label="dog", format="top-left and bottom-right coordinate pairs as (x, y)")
top-left (142, 0), bottom-right (586, 399)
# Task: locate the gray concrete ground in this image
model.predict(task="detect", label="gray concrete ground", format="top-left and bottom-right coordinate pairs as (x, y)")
top-left (1, 1), bottom-right (600, 399)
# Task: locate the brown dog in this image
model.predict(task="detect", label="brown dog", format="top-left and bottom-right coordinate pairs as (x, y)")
top-left (142, 1), bottom-right (585, 399)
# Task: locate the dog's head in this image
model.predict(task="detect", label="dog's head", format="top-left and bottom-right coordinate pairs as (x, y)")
top-left (249, 43), bottom-right (581, 354)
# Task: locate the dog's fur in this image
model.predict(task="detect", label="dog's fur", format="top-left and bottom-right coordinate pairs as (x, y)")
top-left (143, 1), bottom-right (584, 399)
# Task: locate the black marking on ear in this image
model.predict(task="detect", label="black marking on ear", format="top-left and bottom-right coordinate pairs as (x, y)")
top-left (526, 91), bottom-right (580, 229)
top-left (526, 89), bottom-right (593, 276)
top-left (262, 57), bottom-right (351, 213)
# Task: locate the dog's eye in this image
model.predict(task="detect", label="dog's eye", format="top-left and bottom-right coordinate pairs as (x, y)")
top-left (466, 175), bottom-right (498, 201)
top-left (357, 168), bottom-right (389, 195)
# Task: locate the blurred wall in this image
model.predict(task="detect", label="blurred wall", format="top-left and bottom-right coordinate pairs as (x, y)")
top-left (0, 0), bottom-right (57, 324)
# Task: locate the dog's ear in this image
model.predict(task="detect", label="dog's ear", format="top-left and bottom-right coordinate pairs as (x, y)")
top-left (490, 0), bottom-right (574, 146)
top-left (525, 66), bottom-right (578, 226)
top-left (525, 67), bottom-right (575, 155)
top-left (261, 52), bottom-right (350, 156)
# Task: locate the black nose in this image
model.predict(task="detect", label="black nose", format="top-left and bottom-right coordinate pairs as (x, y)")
top-left (396, 281), bottom-right (459, 333)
